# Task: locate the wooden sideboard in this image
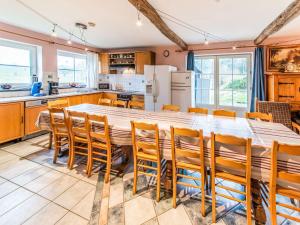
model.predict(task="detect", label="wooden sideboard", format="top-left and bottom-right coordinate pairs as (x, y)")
top-left (266, 73), bottom-right (300, 111)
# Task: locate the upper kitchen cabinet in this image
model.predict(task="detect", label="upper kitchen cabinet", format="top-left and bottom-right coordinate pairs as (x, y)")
top-left (135, 51), bottom-right (155, 74)
top-left (99, 53), bottom-right (110, 74)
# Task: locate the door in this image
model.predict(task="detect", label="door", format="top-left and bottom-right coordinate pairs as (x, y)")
top-left (135, 52), bottom-right (154, 74)
top-left (172, 87), bottom-right (191, 112)
top-left (25, 105), bottom-right (47, 135)
top-left (68, 96), bottom-right (82, 106)
top-left (100, 53), bottom-right (109, 74)
top-left (0, 102), bottom-right (24, 143)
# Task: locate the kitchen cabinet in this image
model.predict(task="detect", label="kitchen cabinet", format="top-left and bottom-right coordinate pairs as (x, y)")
top-left (68, 96), bottom-right (82, 106)
top-left (135, 51), bottom-right (155, 74)
top-left (81, 93), bottom-right (103, 104)
top-left (0, 102), bottom-right (24, 144)
top-left (131, 95), bottom-right (144, 102)
top-left (25, 105), bottom-right (48, 135)
top-left (102, 92), bottom-right (117, 100)
top-left (100, 53), bottom-right (110, 74)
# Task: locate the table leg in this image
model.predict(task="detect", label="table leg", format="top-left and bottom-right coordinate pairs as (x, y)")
top-left (48, 131), bottom-right (53, 150)
top-left (251, 179), bottom-right (266, 225)
top-left (164, 160), bottom-right (173, 192)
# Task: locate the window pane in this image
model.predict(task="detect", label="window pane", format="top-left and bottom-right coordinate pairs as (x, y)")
top-left (232, 75), bottom-right (247, 90)
top-left (199, 74), bottom-right (214, 89)
top-left (233, 90), bottom-right (247, 107)
top-left (201, 89), bottom-right (214, 105)
top-left (233, 58), bottom-right (247, 75)
top-left (0, 46), bottom-right (30, 66)
top-left (219, 90), bottom-right (232, 106)
top-left (0, 65), bottom-right (31, 84)
top-left (75, 58), bottom-right (86, 70)
top-left (201, 58), bottom-right (214, 74)
top-left (58, 70), bottom-right (74, 83)
top-left (75, 70), bottom-right (86, 84)
top-left (219, 75), bottom-right (232, 91)
top-left (58, 55), bottom-right (74, 70)
top-left (219, 58), bottom-right (232, 74)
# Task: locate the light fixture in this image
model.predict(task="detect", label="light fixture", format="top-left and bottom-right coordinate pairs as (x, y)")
top-left (67, 33), bottom-right (72, 45)
top-left (51, 24), bottom-right (57, 37)
top-left (136, 3), bottom-right (142, 26)
top-left (85, 47), bottom-right (88, 51)
top-left (204, 35), bottom-right (209, 45)
top-left (232, 46), bottom-right (237, 50)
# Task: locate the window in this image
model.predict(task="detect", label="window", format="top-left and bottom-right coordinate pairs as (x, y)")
top-left (194, 54), bottom-right (251, 110)
top-left (0, 39), bottom-right (37, 86)
top-left (57, 51), bottom-right (87, 84)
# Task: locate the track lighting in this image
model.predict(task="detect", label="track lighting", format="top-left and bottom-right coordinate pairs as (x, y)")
top-left (136, 4), bottom-right (142, 26)
top-left (51, 24), bottom-right (57, 37)
top-left (232, 46), bottom-right (236, 50)
top-left (204, 37), bottom-right (209, 45)
top-left (67, 33), bottom-right (72, 45)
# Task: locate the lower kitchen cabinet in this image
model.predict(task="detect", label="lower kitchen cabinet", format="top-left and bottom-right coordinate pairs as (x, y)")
top-left (0, 102), bottom-right (24, 144)
top-left (25, 105), bottom-right (48, 135)
top-left (81, 93), bottom-right (103, 104)
top-left (68, 95), bottom-right (82, 106)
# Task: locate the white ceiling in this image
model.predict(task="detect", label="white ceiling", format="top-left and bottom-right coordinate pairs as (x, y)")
top-left (0, 0), bottom-right (297, 48)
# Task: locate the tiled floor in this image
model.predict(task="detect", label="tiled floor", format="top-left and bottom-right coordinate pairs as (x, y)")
top-left (0, 134), bottom-right (299, 225)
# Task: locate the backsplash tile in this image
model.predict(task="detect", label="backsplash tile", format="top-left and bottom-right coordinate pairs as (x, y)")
top-left (99, 74), bottom-right (145, 92)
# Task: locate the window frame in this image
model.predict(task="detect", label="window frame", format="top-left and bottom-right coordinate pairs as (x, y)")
top-left (194, 53), bottom-right (252, 111)
top-left (0, 39), bottom-right (37, 87)
top-left (57, 50), bottom-right (87, 85)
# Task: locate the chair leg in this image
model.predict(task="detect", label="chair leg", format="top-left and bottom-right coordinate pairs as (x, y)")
top-left (48, 131), bottom-right (53, 150)
top-left (68, 142), bottom-right (75, 170)
top-left (133, 156), bottom-right (138, 195)
top-left (67, 139), bottom-right (72, 168)
top-left (246, 183), bottom-right (252, 225)
top-left (269, 187), bottom-right (277, 225)
top-left (172, 167), bottom-right (177, 208)
top-left (53, 143), bottom-right (59, 164)
top-left (87, 145), bottom-right (93, 177)
top-left (156, 161), bottom-right (161, 202)
top-left (211, 170), bottom-right (216, 223)
top-left (201, 169), bottom-right (206, 217)
top-left (105, 156), bottom-right (111, 183)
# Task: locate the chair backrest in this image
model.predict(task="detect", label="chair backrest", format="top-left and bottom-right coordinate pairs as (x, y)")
top-left (113, 100), bottom-right (127, 108)
top-left (48, 99), bottom-right (69, 108)
top-left (211, 132), bottom-right (252, 177)
top-left (128, 101), bottom-right (144, 110)
top-left (256, 100), bottom-right (292, 129)
top-left (213, 109), bottom-right (236, 118)
top-left (98, 98), bottom-right (112, 106)
top-left (162, 104), bottom-right (180, 112)
top-left (131, 121), bottom-right (160, 156)
top-left (188, 107), bottom-right (208, 115)
top-left (48, 107), bottom-right (68, 133)
top-left (270, 141), bottom-right (300, 186)
top-left (245, 112), bottom-right (273, 122)
top-left (87, 114), bottom-right (111, 146)
top-left (170, 126), bottom-right (204, 165)
top-left (67, 111), bottom-right (88, 137)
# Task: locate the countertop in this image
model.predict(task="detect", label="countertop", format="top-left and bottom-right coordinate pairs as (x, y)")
top-left (0, 90), bottom-right (145, 104)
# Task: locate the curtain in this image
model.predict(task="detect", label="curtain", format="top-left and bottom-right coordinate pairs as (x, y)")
top-left (86, 52), bottom-right (99, 89)
top-left (187, 51), bottom-right (194, 71)
top-left (250, 47), bottom-right (265, 112)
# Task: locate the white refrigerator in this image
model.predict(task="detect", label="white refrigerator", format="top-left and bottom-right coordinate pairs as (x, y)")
top-left (171, 71), bottom-right (195, 112)
top-left (145, 65), bottom-right (177, 112)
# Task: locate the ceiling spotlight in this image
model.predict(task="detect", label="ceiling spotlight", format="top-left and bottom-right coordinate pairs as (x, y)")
top-left (232, 46), bottom-right (237, 50)
top-left (67, 39), bottom-right (72, 45)
top-left (51, 24), bottom-right (57, 37)
top-left (85, 47), bottom-right (88, 51)
top-left (136, 4), bottom-right (142, 27)
top-left (136, 18), bottom-right (142, 27)
top-left (204, 38), bottom-right (209, 45)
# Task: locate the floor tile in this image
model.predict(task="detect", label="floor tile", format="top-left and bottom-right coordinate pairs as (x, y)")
top-left (0, 150), bottom-right (18, 165)
top-left (108, 203), bottom-right (124, 225)
top-left (0, 181), bottom-right (18, 198)
top-left (109, 179), bottom-right (124, 208)
top-left (0, 158), bottom-right (39, 179)
top-left (67, 164), bottom-right (98, 185)
top-left (25, 148), bottom-right (53, 164)
top-left (124, 196), bottom-right (156, 225)
top-left (54, 180), bottom-right (95, 210)
top-left (26, 134), bottom-right (49, 145)
top-left (38, 174), bottom-right (78, 200)
top-left (10, 165), bottom-right (51, 186)
top-left (0, 187), bottom-right (34, 216)
top-left (23, 202), bottom-right (68, 225)
top-left (24, 169), bottom-right (64, 193)
top-left (142, 217), bottom-right (159, 225)
top-left (71, 189), bottom-right (95, 220)
top-left (0, 194), bottom-right (49, 225)
top-left (2, 141), bottom-right (45, 157)
top-left (56, 212), bottom-right (88, 225)
top-left (99, 197), bottom-right (109, 225)
top-left (158, 204), bottom-right (192, 225)
top-left (0, 177), bottom-right (5, 185)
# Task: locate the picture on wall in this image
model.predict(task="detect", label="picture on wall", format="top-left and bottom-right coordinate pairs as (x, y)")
top-left (267, 46), bottom-right (300, 73)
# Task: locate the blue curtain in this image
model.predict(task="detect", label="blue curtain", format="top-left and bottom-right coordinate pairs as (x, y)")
top-left (250, 47), bottom-right (265, 112)
top-left (187, 51), bottom-right (194, 71)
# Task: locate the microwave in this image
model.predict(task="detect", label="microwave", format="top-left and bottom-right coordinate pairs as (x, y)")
top-left (98, 83), bottom-right (110, 90)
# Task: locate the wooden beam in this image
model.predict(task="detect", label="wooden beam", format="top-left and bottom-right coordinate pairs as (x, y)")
top-left (254, 0), bottom-right (300, 45)
top-left (128, 0), bottom-right (188, 50)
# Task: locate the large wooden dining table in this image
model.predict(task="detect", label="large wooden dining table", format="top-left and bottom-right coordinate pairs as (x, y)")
top-left (37, 104), bottom-right (300, 225)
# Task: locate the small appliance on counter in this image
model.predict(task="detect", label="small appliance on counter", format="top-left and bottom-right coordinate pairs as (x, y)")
top-left (31, 82), bottom-right (45, 97)
top-left (48, 82), bottom-right (59, 95)
top-left (42, 72), bottom-right (59, 95)
top-left (98, 83), bottom-right (111, 90)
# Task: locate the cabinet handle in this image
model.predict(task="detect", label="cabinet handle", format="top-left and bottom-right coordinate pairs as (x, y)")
top-left (279, 95), bottom-right (294, 98)
top-left (278, 82), bottom-right (295, 85)
top-left (21, 116), bottom-right (24, 124)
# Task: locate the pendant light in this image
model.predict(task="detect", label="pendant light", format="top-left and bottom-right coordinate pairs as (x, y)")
top-left (51, 24), bottom-right (57, 37)
top-left (136, 3), bottom-right (142, 26)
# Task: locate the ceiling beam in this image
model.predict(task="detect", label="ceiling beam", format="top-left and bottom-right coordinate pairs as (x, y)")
top-left (128, 0), bottom-right (188, 50)
top-left (254, 0), bottom-right (300, 45)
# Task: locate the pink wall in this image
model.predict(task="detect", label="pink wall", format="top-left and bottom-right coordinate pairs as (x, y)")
top-left (0, 22), bottom-right (101, 72)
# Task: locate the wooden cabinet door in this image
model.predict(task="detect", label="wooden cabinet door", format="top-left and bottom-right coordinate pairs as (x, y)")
top-left (0, 102), bottom-right (24, 143)
top-left (135, 52), bottom-right (155, 74)
top-left (100, 53), bottom-right (110, 74)
top-left (278, 78), bottom-right (297, 102)
top-left (82, 93), bottom-right (103, 104)
top-left (68, 96), bottom-right (82, 106)
top-left (25, 105), bottom-right (48, 135)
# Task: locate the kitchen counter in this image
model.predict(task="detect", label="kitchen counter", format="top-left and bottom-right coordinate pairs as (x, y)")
top-left (0, 90), bottom-right (145, 104)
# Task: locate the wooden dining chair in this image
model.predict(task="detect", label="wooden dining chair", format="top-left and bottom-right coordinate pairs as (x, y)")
top-left (211, 132), bottom-right (252, 225)
top-left (128, 101), bottom-right (144, 110)
top-left (162, 104), bottom-right (180, 112)
top-left (245, 112), bottom-right (273, 122)
top-left (98, 98), bottom-right (112, 106)
top-left (67, 111), bottom-right (90, 172)
top-left (213, 109), bottom-right (236, 118)
top-left (170, 126), bottom-right (206, 216)
top-left (48, 99), bottom-right (69, 108)
top-left (48, 107), bottom-right (69, 163)
top-left (112, 100), bottom-right (127, 108)
top-left (131, 121), bottom-right (162, 202)
top-left (269, 141), bottom-right (300, 224)
top-left (87, 114), bottom-right (112, 181)
top-left (188, 107), bottom-right (208, 115)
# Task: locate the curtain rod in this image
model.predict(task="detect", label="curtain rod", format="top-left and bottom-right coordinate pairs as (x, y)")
top-left (0, 28), bottom-right (99, 54)
top-left (175, 45), bottom-right (258, 52)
